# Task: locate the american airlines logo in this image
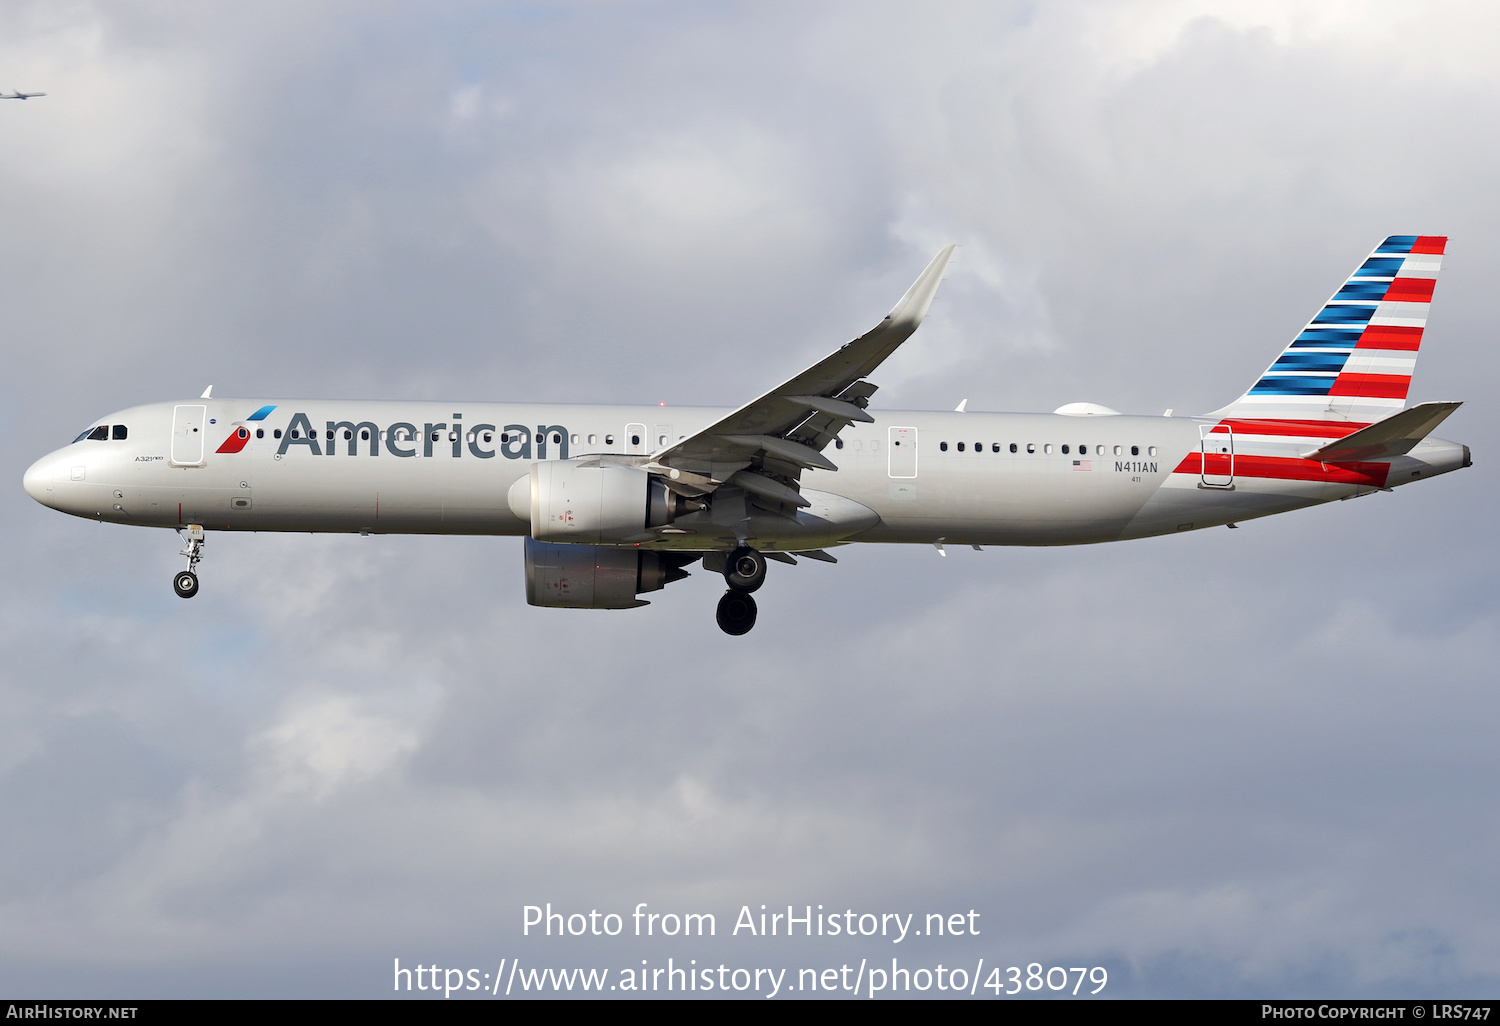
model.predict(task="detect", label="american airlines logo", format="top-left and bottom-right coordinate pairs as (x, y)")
top-left (266, 413), bottom-right (572, 460)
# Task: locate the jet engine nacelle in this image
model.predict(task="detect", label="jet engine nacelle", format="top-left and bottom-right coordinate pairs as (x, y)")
top-left (523, 538), bottom-right (691, 609)
top-left (507, 459), bottom-right (692, 543)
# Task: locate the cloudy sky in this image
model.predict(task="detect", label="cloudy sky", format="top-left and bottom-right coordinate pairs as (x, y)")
top-left (2, 0), bottom-right (1497, 999)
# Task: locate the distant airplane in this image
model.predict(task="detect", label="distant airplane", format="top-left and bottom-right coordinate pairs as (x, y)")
top-left (22, 237), bottom-right (1469, 634)
top-left (1, 90), bottom-right (46, 99)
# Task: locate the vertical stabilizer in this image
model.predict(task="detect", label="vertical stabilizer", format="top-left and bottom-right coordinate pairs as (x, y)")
top-left (1209, 236), bottom-right (1446, 425)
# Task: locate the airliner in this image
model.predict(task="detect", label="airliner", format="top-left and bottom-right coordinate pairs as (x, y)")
top-left (1, 90), bottom-right (46, 100)
top-left (22, 237), bottom-right (1469, 634)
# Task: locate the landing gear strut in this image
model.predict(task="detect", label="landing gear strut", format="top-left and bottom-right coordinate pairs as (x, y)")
top-left (174, 525), bottom-right (204, 599)
top-left (716, 590), bottom-right (758, 635)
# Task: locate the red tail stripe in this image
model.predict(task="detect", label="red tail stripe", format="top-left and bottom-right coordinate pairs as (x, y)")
top-left (1173, 453), bottom-right (1390, 487)
top-left (1383, 278), bottom-right (1436, 303)
top-left (1411, 236), bottom-right (1447, 255)
top-left (1215, 419), bottom-right (1371, 438)
top-left (1328, 374), bottom-right (1410, 399)
top-left (1358, 325), bottom-right (1423, 351)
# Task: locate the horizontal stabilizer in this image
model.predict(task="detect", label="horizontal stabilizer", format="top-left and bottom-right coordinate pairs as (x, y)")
top-left (1303, 401), bottom-right (1462, 462)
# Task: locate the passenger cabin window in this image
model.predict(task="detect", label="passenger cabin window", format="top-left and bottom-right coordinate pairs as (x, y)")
top-left (274, 429), bottom-right (283, 439)
top-left (1044, 444), bottom-right (1053, 454)
top-left (1112, 445), bottom-right (1121, 456)
top-left (956, 442), bottom-right (964, 451)
top-left (992, 443), bottom-right (1000, 452)
top-left (1131, 445), bottom-right (1139, 455)
top-left (605, 434), bottom-right (615, 446)
top-left (940, 442), bottom-right (949, 451)
top-left (1061, 445), bottom-right (1069, 454)
top-left (631, 434), bottom-right (640, 446)
top-left (1026, 443), bottom-right (1035, 453)
top-left (1148, 446), bottom-right (1158, 456)
top-left (834, 438), bottom-right (843, 449)
top-left (1009, 443), bottom-right (1017, 453)
top-left (256, 429), bottom-right (265, 439)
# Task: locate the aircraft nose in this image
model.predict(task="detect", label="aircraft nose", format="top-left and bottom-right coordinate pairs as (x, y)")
top-left (23, 451), bottom-right (66, 507)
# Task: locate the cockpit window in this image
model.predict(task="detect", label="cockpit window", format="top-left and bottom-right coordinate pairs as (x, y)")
top-left (74, 428), bottom-right (95, 443)
top-left (86, 425), bottom-right (109, 441)
top-left (112, 425), bottom-right (128, 440)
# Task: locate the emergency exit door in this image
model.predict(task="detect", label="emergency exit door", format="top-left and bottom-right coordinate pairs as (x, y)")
top-left (888, 426), bottom-right (917, 478)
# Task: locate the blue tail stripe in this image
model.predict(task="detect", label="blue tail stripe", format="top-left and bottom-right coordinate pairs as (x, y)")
top-left (1311, 304), bottom-right (1377, 325)
top-left (1249, 376), bottom-right (1336, 396)
top-left (1376, 236), bottom-right (1418, 254)
top-left (1335, 281), bottom-right (1391, 300)
top-left (247, 405), bottom-right (278, 421)
top-left (1269, 352), bottom-right (1351, 373)
top-left (1353, 257), bottom-right (1405, 277)
top-left (1290, 329), bottom-right (1363, 348)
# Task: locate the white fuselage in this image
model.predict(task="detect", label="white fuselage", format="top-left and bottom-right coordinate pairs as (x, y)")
top-left (22, 398), bottom-right (1470, 550)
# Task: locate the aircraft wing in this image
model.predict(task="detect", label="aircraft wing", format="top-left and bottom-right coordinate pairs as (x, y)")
top-left (644, 245), bottom-right (956, 508)
top-left (1302, 401), bottom-right (1463, 462)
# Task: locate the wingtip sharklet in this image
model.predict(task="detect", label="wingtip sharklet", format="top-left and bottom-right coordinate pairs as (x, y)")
top-left (886, 244), bottom-right (957, 330)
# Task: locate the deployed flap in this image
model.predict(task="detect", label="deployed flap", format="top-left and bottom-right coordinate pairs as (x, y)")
top-left (1303, 401), bottom-right (1462, 462)
top-left (653, 245), bottom-right (957, 500)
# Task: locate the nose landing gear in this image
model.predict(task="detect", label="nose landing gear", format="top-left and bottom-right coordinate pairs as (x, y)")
top-left (174, 525), bottom-right (205, 599)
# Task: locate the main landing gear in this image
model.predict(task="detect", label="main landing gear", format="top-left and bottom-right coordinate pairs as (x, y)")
top-left (173, 525), bottom-right (205, 599)
top-left (716, 546), bottom-right (768, 635)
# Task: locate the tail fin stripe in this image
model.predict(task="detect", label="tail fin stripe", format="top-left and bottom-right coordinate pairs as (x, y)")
top-left (1354, 257), bottom-right (1407, 276)
top-left (1358, 325), bottom-right (1423, 350)
top-left (1291, 328), bottom-right (1363, 348)
top-left (1384, 278), bottom-right (1436, 302)
top-left (1269, 353), bottom-right (1350, 373)
top-left (1250, 377), bottom-right (1338, 396)
top-left (1336, 281), bottom-right (1393, 300)
top-left (1311, 305), bottom-right (1378, 325)
top-left (1411, 236), bottom-right (1447, 254)
top-left (1328, 374), bottom-right (1409, 399)
top-left (1377, 237), bottom-right (1419, 253)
